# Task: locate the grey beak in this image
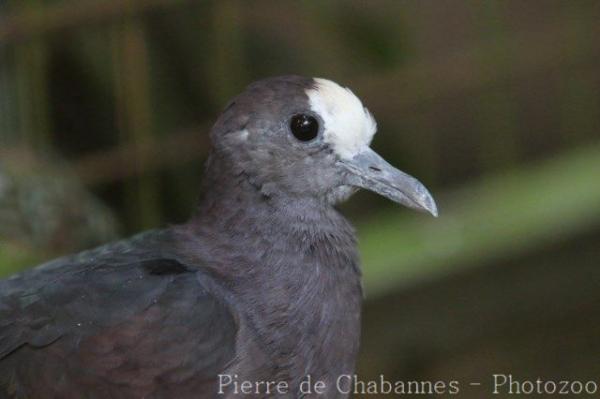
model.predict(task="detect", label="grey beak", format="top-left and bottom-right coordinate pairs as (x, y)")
top-left (340, 148), bottom-right (438, 217)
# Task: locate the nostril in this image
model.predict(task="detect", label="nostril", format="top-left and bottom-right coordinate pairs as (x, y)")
top-left (369, 166), bottom-right (381, 172)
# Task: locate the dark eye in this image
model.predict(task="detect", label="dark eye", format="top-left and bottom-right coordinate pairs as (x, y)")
top-left (290, 114), bottom-right (319, 142)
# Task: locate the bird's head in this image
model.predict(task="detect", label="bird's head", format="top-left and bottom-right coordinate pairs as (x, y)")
top-left (208, 75), bottom-right (437, 216)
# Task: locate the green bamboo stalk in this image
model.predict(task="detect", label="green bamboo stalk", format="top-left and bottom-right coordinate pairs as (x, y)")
top-left (111, 19), bottom-right (161, 230)
top-left (205, 0), bottom-right (245, 108)
top-left (560, 2), bottom-right (599, 144)
top-left (473, 1), bottom-right (519, 172)
top-left (11, 0), bottom-right (51, 150)
top-left (0, 48), bottom-right (18, 146)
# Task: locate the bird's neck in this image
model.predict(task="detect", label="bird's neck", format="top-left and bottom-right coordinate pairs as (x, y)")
top-left (185, 154), bottom-right (361, 288)
top-left (191, 155), bottom-right (355, 244)
top-left (187, 149), bottom-right (361, 286)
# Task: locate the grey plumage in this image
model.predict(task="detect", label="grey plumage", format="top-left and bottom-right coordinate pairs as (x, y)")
top-left (0, 75), bottom-right (436, 398)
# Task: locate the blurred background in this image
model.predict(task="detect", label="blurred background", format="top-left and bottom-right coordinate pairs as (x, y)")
top-left (1, 1), bottom-right (600, 397)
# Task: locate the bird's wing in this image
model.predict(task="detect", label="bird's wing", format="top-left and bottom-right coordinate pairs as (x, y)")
top-left (0, 230), bottom-right (238, 398)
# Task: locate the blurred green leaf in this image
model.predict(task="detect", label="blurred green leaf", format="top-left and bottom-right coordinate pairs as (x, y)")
top-left (360, 142), bottom-right (600, 297)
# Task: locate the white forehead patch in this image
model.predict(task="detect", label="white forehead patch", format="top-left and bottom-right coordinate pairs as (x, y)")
top-left (306, 78), bottom-right (377, 159)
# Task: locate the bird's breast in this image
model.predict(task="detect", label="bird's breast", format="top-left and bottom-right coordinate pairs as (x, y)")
top-left (228, 239), bottom-right (363, 396)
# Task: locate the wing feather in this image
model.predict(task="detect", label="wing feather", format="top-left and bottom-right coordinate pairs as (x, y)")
top-left (0, 230), bottom-right (237, 398)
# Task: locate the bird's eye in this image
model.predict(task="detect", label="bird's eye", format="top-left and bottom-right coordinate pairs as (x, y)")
top-left (290, 114), bottom-right (319, 142)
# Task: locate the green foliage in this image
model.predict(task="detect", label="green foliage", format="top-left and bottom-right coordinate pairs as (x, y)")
top-left (0, 243), bottom-right (41, 277)
top-left (360, 143), bottom-right (600, 296)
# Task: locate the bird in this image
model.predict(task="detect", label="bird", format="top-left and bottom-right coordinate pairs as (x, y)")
top-left (0, 75), bottom-right (437, 398)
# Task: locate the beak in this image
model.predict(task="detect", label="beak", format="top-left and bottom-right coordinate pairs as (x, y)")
top-left (340, 148), bottom-right (438, 217)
